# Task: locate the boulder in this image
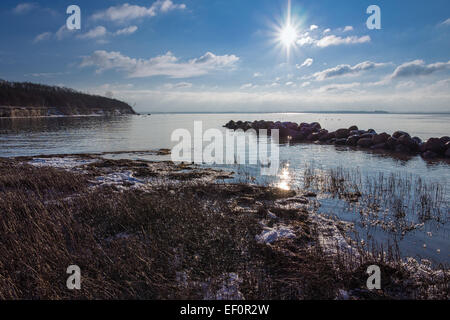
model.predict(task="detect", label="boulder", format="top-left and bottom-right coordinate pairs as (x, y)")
top-left (367, 129), bottom-right (377, 134)
top-left (224, 120), bottom-right (236, 129)
top-left (422, 151), bottom-right (438, 159)
top-left (279, 126), bottom-right (290, 138)
top-left (299, 122), bottom-right (310, 130)
top-left (372, 132), bottom-right (390, 145)
top-left (393, 131), bottom-right (410, 139)
top-left (291, 132), bottom-right (307, 142)
top-left (306, 133), bottom-right (317, 141)
top-left (445, 148), bottom-right (450, 158)
top-left (395, 144), bottom-right (410, 153)
top-left (357, 138), bottom-right (373, 148)
top-left (319, 132), bottom-right (335, 142)
top-left (386, 137), bottom-right (398, 149)
top-left (346, 135), bottom-right (360, 146)
top-left (398, 134), bottom-right (419, 152)
top-left (439, 136), bottom-right (450, 144)
top-left (371, 143), bottom-right (387, 150)
top-left (335, 128), bottom-right (350, 139)
top-left (412, 136), bottom-right (422, 145)
top-left (317, 129), bottom-right (329, 137)
top-left (360, 133), bottom-right (375, 140)
top-left (423, 138), bottom-right (444, 154)
top-left (312, 129), bottom-right (328, 141)
top-left (299, 128), bottom-right (314, 138)
top-left (335, 138), bottom-right (347, 145)
top-left (310, 122), bottom-right (321, 131)
top-left (284, 122), bottom-right (298, 130)
top-left (348, 125), bottom-right (358, 131)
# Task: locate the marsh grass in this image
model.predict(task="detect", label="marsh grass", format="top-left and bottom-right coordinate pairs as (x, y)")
top-left (0, 160), bottom-right (322, 299)
top-left (303, 164), bottom-right (448, 229)
top-left (0, 159), bottom-right (447, 299)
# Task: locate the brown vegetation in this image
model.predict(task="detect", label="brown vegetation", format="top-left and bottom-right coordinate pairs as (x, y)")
top-left (0, 158), bottom-right (447, 299)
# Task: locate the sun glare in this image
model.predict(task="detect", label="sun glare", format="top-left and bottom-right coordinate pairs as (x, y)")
top-left (280, 24), bottom-right (297, 48)
top-left (271, 0), bottom-right (303, 60)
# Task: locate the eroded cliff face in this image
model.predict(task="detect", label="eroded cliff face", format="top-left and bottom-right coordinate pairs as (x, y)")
top-left (0, 107), bottom-right (49, 118)
top-left (0, 106), bottom-right (135, 118)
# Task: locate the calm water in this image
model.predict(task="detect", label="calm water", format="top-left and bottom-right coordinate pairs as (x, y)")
top-left (0, 113), bottom-right (449, 264)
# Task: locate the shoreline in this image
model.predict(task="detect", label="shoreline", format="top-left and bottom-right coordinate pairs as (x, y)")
top-left (0, 152), bottom-right (448, 299)
top-left (0, 113), bottom-right (137, 119)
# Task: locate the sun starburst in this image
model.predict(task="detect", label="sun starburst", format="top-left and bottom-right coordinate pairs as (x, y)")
top-left (270, 0), bottom-right (304, 60)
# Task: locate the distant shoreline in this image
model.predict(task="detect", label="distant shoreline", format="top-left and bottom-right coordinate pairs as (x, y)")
top-left (144, 111), bottom-right (450, 115)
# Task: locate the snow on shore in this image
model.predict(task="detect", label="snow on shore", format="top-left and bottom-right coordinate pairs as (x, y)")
top-left (256, 224), bottom-right (297, 244)
top-left (29, 157), bottom-right (97, 169)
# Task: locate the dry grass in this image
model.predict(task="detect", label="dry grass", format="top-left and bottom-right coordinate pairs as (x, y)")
top-left (0, 159), bottom-right (448, 300)
top-left (303, 164), bottom-right (448, 227)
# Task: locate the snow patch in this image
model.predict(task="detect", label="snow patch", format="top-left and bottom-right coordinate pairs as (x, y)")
top-left (95, 171), bottom-right (145, 187)
top-left (311, 213), bottom-right (359, 257)
top-left (256, 224), bottom-right (296, 244)
top-left (29, 157), bottom-right (97, 169)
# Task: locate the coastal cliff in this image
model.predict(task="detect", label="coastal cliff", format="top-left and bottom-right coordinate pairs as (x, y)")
top-left (0, 81), bottom-right (136, 117)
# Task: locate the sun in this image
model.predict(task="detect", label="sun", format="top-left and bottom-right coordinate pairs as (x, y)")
top-left (279, 24), bottom-right (297, 48)
top-left (270, 0), bottom-right (304, 60)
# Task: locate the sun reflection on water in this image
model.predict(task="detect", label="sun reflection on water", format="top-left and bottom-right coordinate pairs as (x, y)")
top-left (277, 165), bottom-right (292, 190)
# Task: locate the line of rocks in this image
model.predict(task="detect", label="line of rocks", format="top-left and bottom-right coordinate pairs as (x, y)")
top-left (224, 120), bottom-right (450, 159)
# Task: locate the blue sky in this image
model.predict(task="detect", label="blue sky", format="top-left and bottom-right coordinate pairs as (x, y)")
top-left (0, 0), bottom-right (449, 112)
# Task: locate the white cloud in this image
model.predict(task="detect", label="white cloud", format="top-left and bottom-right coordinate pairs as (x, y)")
top-left (285, 81), bottom-right (295, 87)
top-left (93, 83), bottom-right (450, 113)
top-left (297, 35), bottom-right (316, 46)
top-left (240, 83), bottom-right (254, 90)
top-left (396, 81), bottom-right (416, 89)
top-left (316, 82), bottom-right (361, 93)
top-left (440, 18), bottom-right (450, 26)
top-left (343, 26), bottom-right (354, 32)
top-left (164, 82), bottom-right (192, 89)
top-left (33, 32), bottom-right (52, 43)
top-left (13, 3), bottom-right (36, 14)
top-left (99, 83), bottom-right (134, 91)
top-left (253, 72), bottom-right (262, 78)
top-left (297, 33), bottom-right (370, 48)
top-left (390, 60), bottom-right (450, 79)
top-left (92, 0), bottom-right (186, 23)
top-left (33, 25), bottom-right (75, 43)
top-left (78, 26), bottom-right (107, 39)
top-left (115, 26), bottom-right (138, 36)
top-left (159, 0), bottom-right (186, 12)
top-left (297, 58), bottom-right (314, 69)
top-left (310, 25), bottom-right (318, 31)
top-left (316, 35), bottom-right (370, 47)
top-left (312, 61), bottom-right (388, 81)
top-left (80, 50), bottom-right (239, 78)
top-left (301, 81), bottom-right (311, 87)
top-left (323, 28), bottom-right (331, 34)
top-left (56, 25), bottom-right (74, 40)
